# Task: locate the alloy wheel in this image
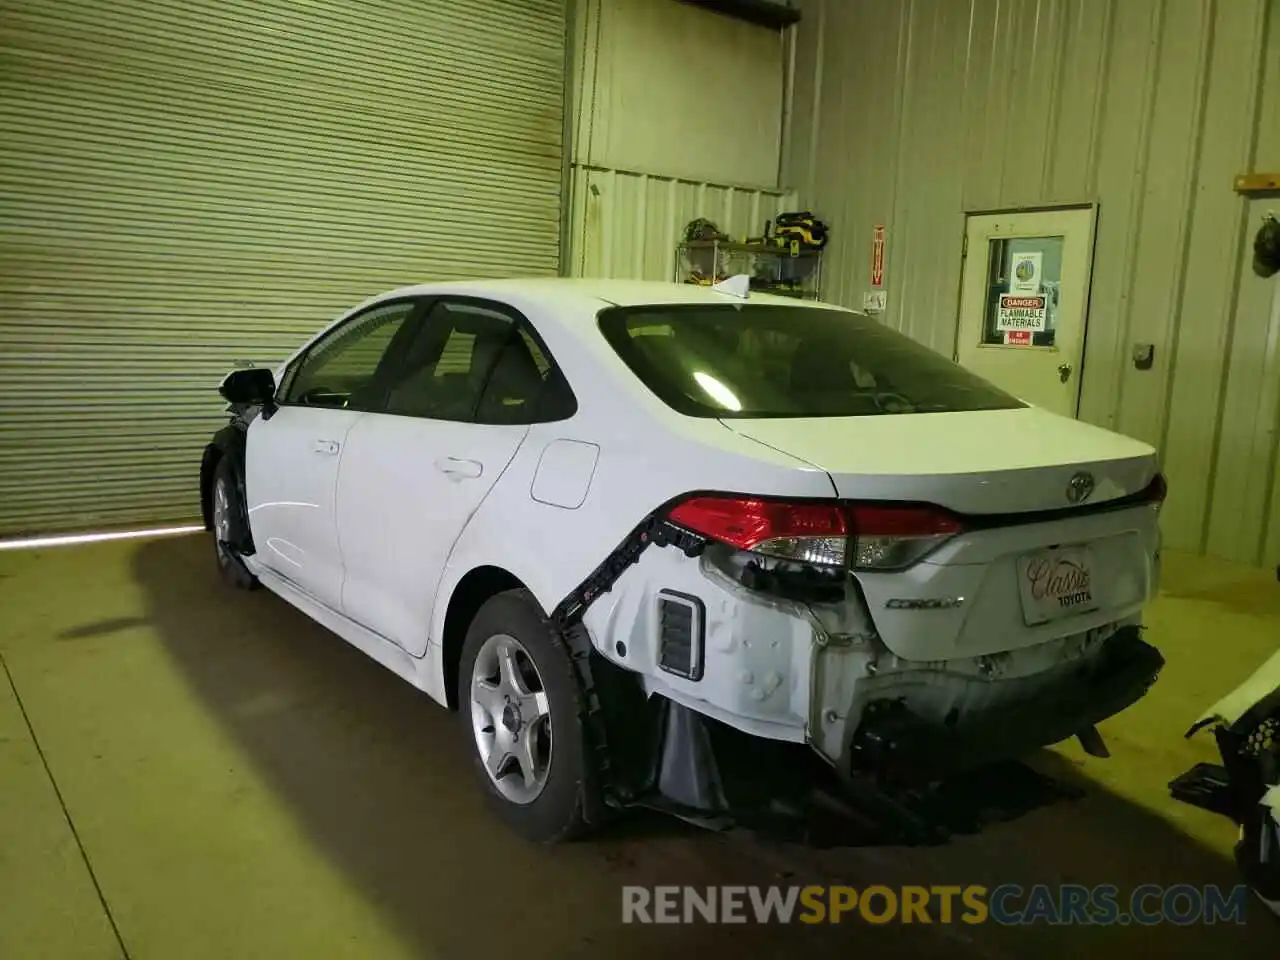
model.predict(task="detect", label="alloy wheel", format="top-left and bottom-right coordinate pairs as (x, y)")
top-left (213, 477), bottom-right (231, 562)
top-left (469, 632), bottom-right (553, 804)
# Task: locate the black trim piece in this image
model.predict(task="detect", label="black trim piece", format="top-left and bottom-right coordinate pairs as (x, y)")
top-left (852, 627), bottom-right (1164, 784)
top-left (551, 510), bottom-right (707, 629)
top-left (656, 590), bottom-right (706, 681)
top-left (677, 0), bottom-right (801, 29)
top-left (559, 621), bottom-right (619, 808)
top-left (1169, 763), bottom-right (1237, 818)
top-left (550, 501), bottom-right (708, 809)
top-left (947, 474), bottom-right (1166, 530)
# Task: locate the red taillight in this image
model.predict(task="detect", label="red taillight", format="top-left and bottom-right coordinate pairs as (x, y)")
top-left (667, 497), bottom-right (846, 551)
top-left (846, 504), bottom-right (963, 537)
top-left (666, 496), bottom-right (963, 570)
top-left (846, 504), bottom-right (963, 570)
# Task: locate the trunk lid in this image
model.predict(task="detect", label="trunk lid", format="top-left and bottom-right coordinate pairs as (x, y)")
top-left (721, 407), bottom-right (1162, 661)
top-left (720, 406), bottom-right (1157, 513)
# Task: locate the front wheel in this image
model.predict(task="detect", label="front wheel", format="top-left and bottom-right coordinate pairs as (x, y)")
top-left (212, 457), bottom-right (258, 590)
top-left (458, 589), bottom-right (599, 842)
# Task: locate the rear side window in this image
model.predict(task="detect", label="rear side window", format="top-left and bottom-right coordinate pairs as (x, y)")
top-left (382, 299), bottom-right (576, 424)
top-left (597, 304), bottom-right (1024, 418)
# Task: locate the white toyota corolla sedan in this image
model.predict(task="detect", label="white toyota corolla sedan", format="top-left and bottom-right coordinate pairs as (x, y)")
top-left (202, 278), bottom-right (1166, 842)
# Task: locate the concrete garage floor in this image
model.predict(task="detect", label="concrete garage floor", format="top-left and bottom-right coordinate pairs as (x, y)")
top-left (1, 535), bottom-right (1277, 959)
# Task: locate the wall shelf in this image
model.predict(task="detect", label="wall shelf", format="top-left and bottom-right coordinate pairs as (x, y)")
top-left (1234, 172), bottom-right (1280, 194)
top-left (676, 239), bottom-right (822, 299)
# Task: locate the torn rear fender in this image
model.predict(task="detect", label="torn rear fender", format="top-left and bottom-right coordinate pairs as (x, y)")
top-left (580, 543), bottom-right (821, 743)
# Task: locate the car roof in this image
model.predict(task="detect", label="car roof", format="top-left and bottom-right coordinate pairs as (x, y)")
top-left (370, 277), bottom-right (842, 313)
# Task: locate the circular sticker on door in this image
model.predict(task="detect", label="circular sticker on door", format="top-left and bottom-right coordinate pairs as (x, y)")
top-left (1009, 251), bottom-right (1043, 294)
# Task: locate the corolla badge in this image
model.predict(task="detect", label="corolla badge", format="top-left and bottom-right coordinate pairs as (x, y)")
top-left (1066, 471), bottom-right (1095, 504)
top-left (885, 597), bottom-right (965, 610)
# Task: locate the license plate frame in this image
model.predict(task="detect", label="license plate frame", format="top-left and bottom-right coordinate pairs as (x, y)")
top-left (1016, 544), bottom-right (1099, 626)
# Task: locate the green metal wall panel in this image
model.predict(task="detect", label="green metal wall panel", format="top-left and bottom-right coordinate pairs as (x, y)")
top-left (787, 0), bottom-right (1280, 567)
top-left (566, 164), bottom-right (796, 280)
top-left (0, 0), bottom-right (565, 535)
top-left (564, 0), bottom-right (791, 283)
top-left (570, 0), bottom-right (785, 188)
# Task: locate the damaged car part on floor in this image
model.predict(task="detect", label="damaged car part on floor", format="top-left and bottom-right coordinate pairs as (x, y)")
top-left (1171, 650), bottom-right (1280, 915)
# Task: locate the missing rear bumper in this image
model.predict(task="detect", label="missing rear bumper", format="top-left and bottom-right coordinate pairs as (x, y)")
top-left (849, 627), bottom-right (1163, 784)
top-left (621, 694), bottom-right (1080, 846)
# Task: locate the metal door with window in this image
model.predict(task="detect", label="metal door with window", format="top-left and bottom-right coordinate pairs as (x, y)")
top-left (956, 207), bottom-right (1097, 416)
top-left (245, 300), bottom-right (420, 607)
top-left (335, 298), bottom-right (573, 656)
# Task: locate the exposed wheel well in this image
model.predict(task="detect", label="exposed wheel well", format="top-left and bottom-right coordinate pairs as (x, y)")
top-left (200, 445), bottom-right (223, 530)
top-left (442, 565), bottom-right (526, 709)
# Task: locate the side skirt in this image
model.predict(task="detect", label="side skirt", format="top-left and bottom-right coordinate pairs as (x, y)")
top-left (254, 565), bottom-right (446, 705)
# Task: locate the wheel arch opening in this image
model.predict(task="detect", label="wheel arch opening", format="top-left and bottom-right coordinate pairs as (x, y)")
top-left (442, 565), bottom-right (526, 710)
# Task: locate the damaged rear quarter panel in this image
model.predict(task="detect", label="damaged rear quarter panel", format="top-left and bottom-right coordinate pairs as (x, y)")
top-left (581, 544), bottom-right (818, 742)
top-left (423, 414), bottom-right (834, 693)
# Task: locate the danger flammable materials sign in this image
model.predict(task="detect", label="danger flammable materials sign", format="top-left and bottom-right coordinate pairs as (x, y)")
top-left (996, 293), bottom-right (1047, 331)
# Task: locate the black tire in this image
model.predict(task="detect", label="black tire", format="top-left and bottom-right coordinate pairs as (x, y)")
top-left (457, 589), bottom-right (601, 842)
top-left (212, 456), bottom-right (259, 591)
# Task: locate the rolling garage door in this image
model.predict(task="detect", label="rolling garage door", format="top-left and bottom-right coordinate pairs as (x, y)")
top-left (0, 0), bottom-right (565, 535)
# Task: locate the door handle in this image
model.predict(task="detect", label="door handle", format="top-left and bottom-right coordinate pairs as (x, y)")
top-left (313, 439), bottom-right (340, 455)
top-left (1057, 362), bottom-right (1073, 383)
top-left (435, 457), bottom-right (483, 480)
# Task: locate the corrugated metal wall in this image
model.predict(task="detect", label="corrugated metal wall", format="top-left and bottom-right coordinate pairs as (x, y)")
top-left (570, 0), bottom-right (785, 187)
top-left (566, 0), bottom-right (792, 279)
top-left (567, 164), bottom-right (796, 279)
top-left (0, 0), bottom-right (566, 536)
top-left (786, 0), bottom-right (1280, 567)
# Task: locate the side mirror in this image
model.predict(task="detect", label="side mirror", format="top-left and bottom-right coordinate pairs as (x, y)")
top-left (219, 368), bottom-right (276, 405)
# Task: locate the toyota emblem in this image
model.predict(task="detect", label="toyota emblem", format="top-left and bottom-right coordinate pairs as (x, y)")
top-left (1066, 471), bottom-right (1095, 504)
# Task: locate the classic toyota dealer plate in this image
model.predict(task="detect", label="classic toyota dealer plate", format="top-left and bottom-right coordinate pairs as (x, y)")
top-left (1016, 545), bottom-right (1099, 626)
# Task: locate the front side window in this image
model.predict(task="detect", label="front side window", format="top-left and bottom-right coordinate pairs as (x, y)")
top-left (382, 299), bottom-right (575, 423)
top-left (598, 304), bottom-right (1023, 418)
top-left (284, 301), bottom-right (418, 409)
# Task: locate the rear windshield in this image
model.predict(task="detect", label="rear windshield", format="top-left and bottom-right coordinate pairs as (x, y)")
top-left (598, 303), bottom-right (1024, 418)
